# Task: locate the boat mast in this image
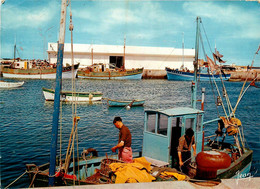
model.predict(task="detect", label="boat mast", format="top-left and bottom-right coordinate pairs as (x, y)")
top-left (123, 37), bottom-right (126, 70)
top-left (48, 0), bottom-right (67, 186)
top-left (13, 37), bottom-right (16, 64)
top-left (182, 32), bottom-right (184, 69)
top-left (191, 16), bottom-right (200, 109)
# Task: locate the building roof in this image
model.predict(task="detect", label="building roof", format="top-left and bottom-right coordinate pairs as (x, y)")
top-left (47, 43), bottom-right (195, 57)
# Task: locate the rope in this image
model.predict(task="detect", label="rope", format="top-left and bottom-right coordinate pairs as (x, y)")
top-left (59, 100), bottom-right (63, 167)
top-left (28, 170), bottom-right (39, 188)
top-left (232, 77), bottom-right (258, 117)
top-left (233, 45), bottom-right (260, 115)
top-left (200, 19), bottom-right (230, 118)
top-left (4, 171), bottom-right (27, 189)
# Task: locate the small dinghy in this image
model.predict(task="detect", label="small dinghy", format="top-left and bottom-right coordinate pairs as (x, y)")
top-left (106, 98), bottom-right (145, 107)
top-left (0, 80), bottom-right (24, 88)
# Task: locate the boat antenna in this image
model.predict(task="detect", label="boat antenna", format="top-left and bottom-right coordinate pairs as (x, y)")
top-left (191, 16), bottom-right (200, 109)
top-left (48, 0), bottom-right (67, 186)
top-left (181, 32), bottom-right (184, 70)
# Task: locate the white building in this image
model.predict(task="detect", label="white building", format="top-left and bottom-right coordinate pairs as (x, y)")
top-left (47, 43), bottom-right (195, 78)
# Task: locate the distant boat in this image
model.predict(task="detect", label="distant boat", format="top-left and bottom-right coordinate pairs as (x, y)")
top-left (2, 63), bottom-right (79, 79)
top-left (0, 80), bottom-right (24, 88)
top-left (42, 87), bottom-right (103, 102)
top-left (77, 65), bottom-right (143, 80)
top-left (106, 98), bottom-right (145, 107)
top-left (77, 38), bottom-right (143, 80)
top-left (166, 67), bottom-right (231, 81)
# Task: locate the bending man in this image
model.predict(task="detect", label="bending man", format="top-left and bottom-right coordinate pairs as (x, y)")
top-left (111, 117), bottom-right (133, 163)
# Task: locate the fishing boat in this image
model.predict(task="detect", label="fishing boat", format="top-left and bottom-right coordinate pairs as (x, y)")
top-left (2, 63), bottom-right (79, 79)
top-left (24, 4), bottom-right (254, 187)
top-left (166, 67), bottom-right (231, 81)
top-left (106, 98), bottom-right (145, 107)
top-left (77, 66), bottom-right (143, 80)
top-left (42, 87), bottom-right (103, 102)
top-left (166, 33), bottom-right (230, 81)
top-left (0, 80), bottom-right (24, 88)
top-left (77, 38), bottom-right (143, 80)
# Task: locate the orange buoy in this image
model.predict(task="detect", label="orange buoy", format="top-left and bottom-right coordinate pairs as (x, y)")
top-left (196, 151), bottom-right (231, 179)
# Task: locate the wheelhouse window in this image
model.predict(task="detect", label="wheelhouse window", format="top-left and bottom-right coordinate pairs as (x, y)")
top-left (196, 114), bottom-right (202, 132)
top-left (185, 118), bottom-right (195, 130)
top-left (147, 113), bottom-right (156, 133)
top-left (157, 114), bottom-right (168, 136)
top-left (172, 117), bottom-right (182, 128)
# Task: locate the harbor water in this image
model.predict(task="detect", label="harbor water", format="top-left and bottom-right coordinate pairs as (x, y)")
top-left (0, 79), bottom-right (259, 188)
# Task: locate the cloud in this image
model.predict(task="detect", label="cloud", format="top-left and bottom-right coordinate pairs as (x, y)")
top-left (75, 1), bottom-right (185, 41)
top-left (1, 1), bottom-right (59, 29)
top-left (183, 2), bottom-right (260, 39)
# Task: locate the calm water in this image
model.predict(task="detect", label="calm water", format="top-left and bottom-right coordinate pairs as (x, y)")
top-left (0, 78), bottom-right (259, 188)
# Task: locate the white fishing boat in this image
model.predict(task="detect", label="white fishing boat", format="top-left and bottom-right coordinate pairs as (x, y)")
top-left (42, 87), bottom-right (103, 102)
top-left (0, 80), bottom-right (24, 88)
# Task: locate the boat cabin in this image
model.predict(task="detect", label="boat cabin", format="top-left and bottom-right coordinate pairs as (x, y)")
top-left (142, 107), bottom-right (204, 168)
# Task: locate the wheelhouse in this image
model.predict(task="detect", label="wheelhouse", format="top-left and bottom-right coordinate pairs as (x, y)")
top-left (142, 107), bottom-right (204, 168)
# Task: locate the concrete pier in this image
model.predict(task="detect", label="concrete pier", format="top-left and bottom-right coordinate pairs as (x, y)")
top-left (229, 70), bottom-right (260, 81)
top-left (35, 177), bottom-right (260, 189)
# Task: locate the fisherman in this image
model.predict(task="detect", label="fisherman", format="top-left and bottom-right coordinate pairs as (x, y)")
top-left (111, 116), bottom-right (133, 163)
top-left (177, 128), bottom-right (196, 174)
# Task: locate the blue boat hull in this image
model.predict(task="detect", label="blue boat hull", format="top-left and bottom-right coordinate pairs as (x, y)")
top-left (166, 68), bottom-right (231, 81)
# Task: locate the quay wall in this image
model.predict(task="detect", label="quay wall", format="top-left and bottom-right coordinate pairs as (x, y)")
top-left (229, 70), bottom-right (260, 81)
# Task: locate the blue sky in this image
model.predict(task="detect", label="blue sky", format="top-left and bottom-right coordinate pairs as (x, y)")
top-left (1, 0), bottom-right (260, 66)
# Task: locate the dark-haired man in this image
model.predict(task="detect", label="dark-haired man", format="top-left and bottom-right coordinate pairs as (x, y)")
top-left (111, 117), bottom-right (133, 163)
top-left (177, 128), bottom-right (196, 173)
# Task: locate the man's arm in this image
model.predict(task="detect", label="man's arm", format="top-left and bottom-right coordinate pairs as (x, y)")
top-left (178, 151), bottom-right (183, 167)
top-left (178, 137), bottom-right (184, 167)
top-left (192, 144), bottom-right (196, 157)
top-left (111, 141), bottom-right (124, 152)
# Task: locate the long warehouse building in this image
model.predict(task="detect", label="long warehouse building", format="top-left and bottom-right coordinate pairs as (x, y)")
top-left (47, 43), bottom-right (195, 78)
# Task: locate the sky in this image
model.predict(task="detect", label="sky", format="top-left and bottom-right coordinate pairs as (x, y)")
top-left (1, 0), bottom-right (260, 66)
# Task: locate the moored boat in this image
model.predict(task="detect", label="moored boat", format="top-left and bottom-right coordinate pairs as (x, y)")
top-left (0, 80), bottom-right (24, 88)
top-left (77, 65), bottom-right (143, 80)
top-left (2, 63), bottom-right (79, 79)
top-left (42, 87), bottom-right (103, 102)
top-left (166, 67), bottom-right (231, 81)
top-left (106, 98), bottom-right (145, 107)
top-left (77, 37), bottom-right (143, 80)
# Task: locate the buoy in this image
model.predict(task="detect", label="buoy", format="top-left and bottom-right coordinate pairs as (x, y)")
top-left (196, 151), bottom-right (231, 179)
top-left (126, 105), bottom-right (131, 110)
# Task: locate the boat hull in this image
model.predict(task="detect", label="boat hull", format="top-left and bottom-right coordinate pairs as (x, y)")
top-left (0, 81), bottom-right (24, 88)
top-left (2, 64), bottom-right (79, 79)
top-left (26, 153), bottom-right (141, 186)
top-left (166, 68), bottom-right (231, 81)
top-left (217, 149), bottom-right (253, 179)
top-left (77, 68), bottom-right (143, 80)
top-left (26, 148), bottom-right (253, 187)
top-left (42, 88), bottom-right (103, 102)
top-left (107, 99), bottom-right (145, 107)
